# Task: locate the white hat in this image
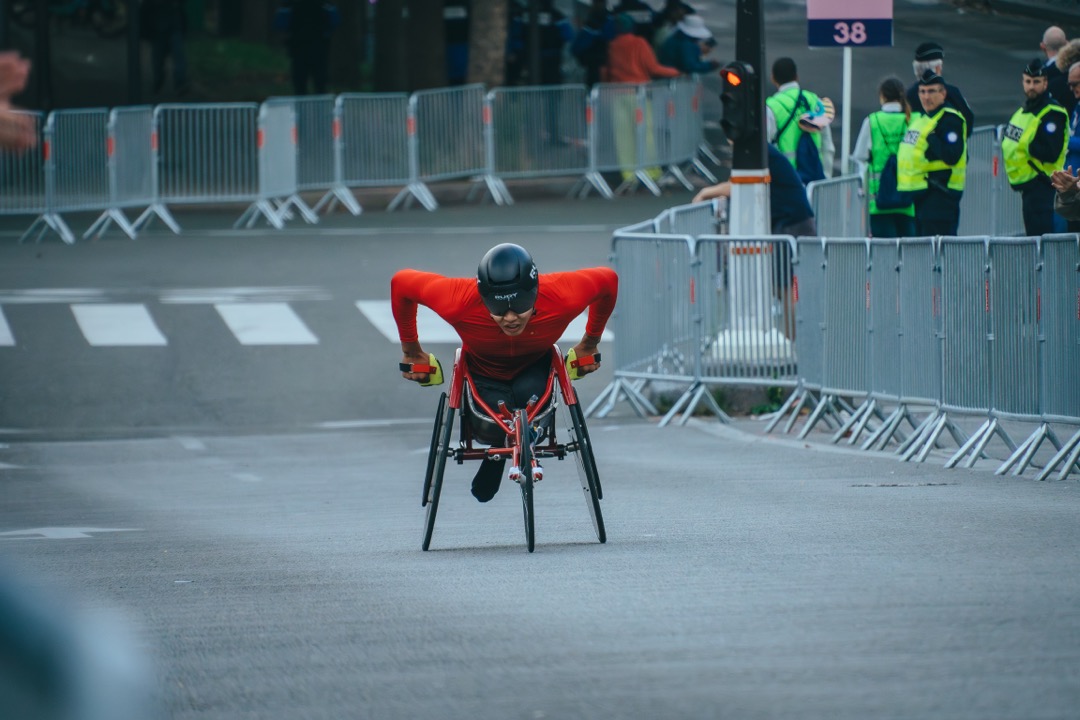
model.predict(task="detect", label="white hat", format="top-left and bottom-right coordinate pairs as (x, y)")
top-left (677, 15), bottom-right (712, 41)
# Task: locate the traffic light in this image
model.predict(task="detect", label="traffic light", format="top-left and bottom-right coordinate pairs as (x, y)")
top-left (719, 61), bottom-right (760, 142)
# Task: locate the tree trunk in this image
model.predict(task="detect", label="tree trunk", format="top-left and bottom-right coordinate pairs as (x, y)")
top-left (466, 0), bottom-right (507, 87)
top-left (407, 0), bottom-right (444, 90)
top-left (372, 0), bottom-right (408, 91)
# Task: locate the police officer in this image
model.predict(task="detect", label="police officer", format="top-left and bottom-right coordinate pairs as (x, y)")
top-left (905, 42), bottom-right (974, 136)
top-left (1002, 59), bottom-right (1069, 237)
top-left (897, 70), bottom-right (967, 236)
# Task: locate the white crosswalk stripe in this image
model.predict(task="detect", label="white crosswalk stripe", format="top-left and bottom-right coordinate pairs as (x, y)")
top-left (0, 290), bottom-right (614, 348)
top-left (355, 300), bottom-right (612, 344)
top-left (0, 308), bottom-right (13, 346)
top-left (71, 304), bottom-right (168, 347)
top-left (214, 302), bottom-right (319, 345)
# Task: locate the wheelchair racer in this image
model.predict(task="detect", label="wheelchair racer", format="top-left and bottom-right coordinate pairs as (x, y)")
top-left (391, 243), bottom-right (618, 502)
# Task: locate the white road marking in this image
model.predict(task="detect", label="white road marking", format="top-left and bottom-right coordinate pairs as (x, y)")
top-left (71, 304), bottom-right (168, 346)
top-left (231, 473), bottom-right (261, 483)
top-left (0, 527), bottom-right (142, 540)
top-left (356, 300), bottom-right (612, 344)
top-left (215, 303), bottom-right (319, 345)
top-left (0, 288), bottom-right (108, 303)
top-left (0, 307), bottom-right (13, 346)
top-left (161, 286), bottom-right (330, 304)
top-left (173, 436), bottom-right (207, 451)
top-left (315, 418), bottom-right (431, 429)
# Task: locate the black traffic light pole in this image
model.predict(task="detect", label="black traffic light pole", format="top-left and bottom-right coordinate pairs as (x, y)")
top-left (720, 0), bottom-right (768, 235)
top-left (731, 0), bottom-right (766, 172)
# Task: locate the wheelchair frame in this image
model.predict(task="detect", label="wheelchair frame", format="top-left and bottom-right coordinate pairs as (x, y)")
top-left (421, 345), bottom-right (605, 552)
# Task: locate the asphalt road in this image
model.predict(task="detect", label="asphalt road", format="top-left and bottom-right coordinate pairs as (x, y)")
top-left (4, 416), bottom-right (1079, 719)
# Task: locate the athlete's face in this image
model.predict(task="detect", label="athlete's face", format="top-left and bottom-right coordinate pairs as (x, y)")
top-left (918, 83), bottom-right (946, 113)
top-left (491, 307), bottom-right (535, 336)
top-left (1023, 74), bottom-right (1047, 100)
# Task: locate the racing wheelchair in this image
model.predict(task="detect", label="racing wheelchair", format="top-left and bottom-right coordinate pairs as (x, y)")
top-left (413, 345), bottom-right (605, 553)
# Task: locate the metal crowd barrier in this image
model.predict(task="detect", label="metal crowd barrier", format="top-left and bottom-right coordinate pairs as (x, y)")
top-left (332, 92), bottom-right (410, 212)
top-left (597, 204), bottom-right (1080, 479)
top-left (488, 85), bottom-right (590, 197)
top-left (0, 87), bottom-right (1058, 244)
top-left (88, 106), bottom-right (157, 239)
top-left (808, 175), bottom-right (865, 238)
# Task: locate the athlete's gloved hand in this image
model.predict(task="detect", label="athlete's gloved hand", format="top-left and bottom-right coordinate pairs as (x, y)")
top-left (399, 352), bottom-right (443, 386)
top-left (565, 347), bottom-right (601, 381)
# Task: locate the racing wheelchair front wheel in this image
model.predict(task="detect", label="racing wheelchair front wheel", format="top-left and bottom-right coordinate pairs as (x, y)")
top-left (422, 392), bottom-right (455, 551)
top-left (568, 402), bottom-right (606, 544)
top-left (517, 409), bottom-right (535, 553)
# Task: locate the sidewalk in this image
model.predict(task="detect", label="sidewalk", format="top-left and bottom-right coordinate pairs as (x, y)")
top-left (976, 0), bottom-right (1080, 22)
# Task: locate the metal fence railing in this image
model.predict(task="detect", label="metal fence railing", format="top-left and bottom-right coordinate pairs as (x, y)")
top-left (0, 86), bottom-right (1049, 245)
top-left (595, 210), bottom-right (1080, 479)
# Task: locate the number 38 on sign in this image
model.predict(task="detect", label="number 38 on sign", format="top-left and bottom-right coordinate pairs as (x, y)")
top-left (807, 0), bottom-right (893, 48)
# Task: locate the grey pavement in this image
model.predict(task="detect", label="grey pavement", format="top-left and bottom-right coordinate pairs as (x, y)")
top-left (1, 413), bottom-right (1078, 719)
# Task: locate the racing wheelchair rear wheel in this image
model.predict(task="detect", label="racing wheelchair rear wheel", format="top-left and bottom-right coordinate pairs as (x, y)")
top-left (422, 392), bottom-right (455, 551)
top-left (568, 402), bottom-right (605, 544)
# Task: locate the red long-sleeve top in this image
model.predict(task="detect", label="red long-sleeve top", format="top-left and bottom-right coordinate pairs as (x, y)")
top-left (603, 33), bottom-right (680, 84)
top-left (391, 267), bottom-right (618, 380)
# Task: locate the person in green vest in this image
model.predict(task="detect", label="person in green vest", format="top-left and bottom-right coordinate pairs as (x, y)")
top-left (765, 57), bottom-right (835, 185)
top-left (896, 70), bottom-right (967, 236)
top-left (1002, 58), bottom-right (1069, 237)
top-left (853, 76), bottom-right (915, 238)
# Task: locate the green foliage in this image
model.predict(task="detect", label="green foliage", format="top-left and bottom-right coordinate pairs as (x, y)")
top-left (187, 37), bottom-right (293, 101)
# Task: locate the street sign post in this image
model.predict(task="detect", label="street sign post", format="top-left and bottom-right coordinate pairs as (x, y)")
top-left (807, 0), bottom-right (894, 174)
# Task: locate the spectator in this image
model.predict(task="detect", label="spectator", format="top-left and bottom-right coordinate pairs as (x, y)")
top-left (852, 77), bottom-right (916, 238)
top-left (765, 57), bottom-right (836, 183)
top-left (142, 0), bottom-right (189, 96)
top-left (693, 143), bottom-right (814, 340)
top-left (1002, 59), bottom-right (1068, 237)
top-left (1054, 56), bottom-right (1080, 231)
top-left (1068, 63), bottom-right (1080, 165)
top-left (571, 0), bottom-right (615, 88)
top-left (1041, 26), bottom-right (1074, 115)
top-left (657, 14), bottom-right (719, 75)
top-left (273, 0), bottom-right (340, 95)
top-left (443, 0), bottom-right (470, 86)
top-left (651, 0), bottom-right (694, 51)
top-left (1050, 167), bottom-right (1080, 224)
top-left (510, 0), bottom-right (575, 85)
top-left (604, 12), bottom-right (680, 187)
top-left (0, 51), bottom-right (35, 152)
top-left (612, 0), bottom-right (656, 39)
top-left (905, 42), bottom-right (974, 136)
top-left (897, 70), bottom-right (967, 237)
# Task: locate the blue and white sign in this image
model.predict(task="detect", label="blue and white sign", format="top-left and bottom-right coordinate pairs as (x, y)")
top-left (807, 0), bottom-right (893, 48)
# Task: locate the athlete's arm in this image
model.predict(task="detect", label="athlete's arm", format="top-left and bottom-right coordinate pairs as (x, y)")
top-left (390, 269), bottom-right (469, 383)
top-left (566, 267), bottom-right (618, 377)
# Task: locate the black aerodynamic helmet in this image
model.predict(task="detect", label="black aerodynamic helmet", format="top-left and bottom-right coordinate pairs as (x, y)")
top-left (476, 243), bottom-right (539, 315)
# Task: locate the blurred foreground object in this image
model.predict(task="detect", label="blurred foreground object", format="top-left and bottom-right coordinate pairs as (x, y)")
top-left (0, 564), bottom-right (163, 720)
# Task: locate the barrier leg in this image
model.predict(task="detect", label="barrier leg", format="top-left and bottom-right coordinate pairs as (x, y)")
top-left (84, 208), bottom-right (137, 240)
top-left (314, 184), bottom-right (362, 216)
top-left (134, 203), bottom-right (181, 234)
top-left (1036, 428), bottom-right (1080, 481)
top-left (20, 214), bottom-right (75, 245)
top-left (997, 423), bottom-right (1051, 476)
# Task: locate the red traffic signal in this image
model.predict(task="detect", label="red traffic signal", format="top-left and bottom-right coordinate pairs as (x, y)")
top-left (719, 61), bottom-right (759, 142)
